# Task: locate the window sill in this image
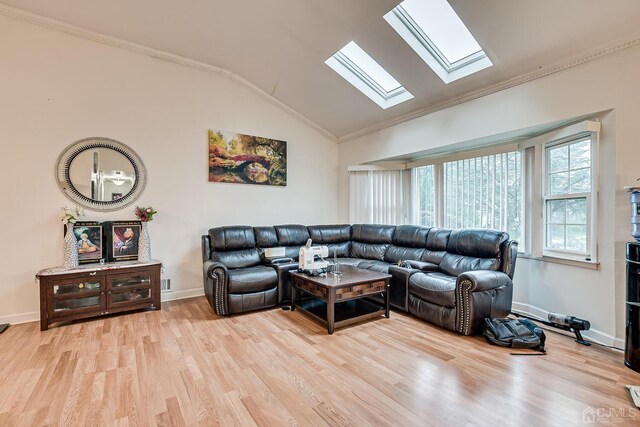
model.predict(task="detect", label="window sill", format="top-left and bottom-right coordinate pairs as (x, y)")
top-left (517, 253), bottom-right (600, 270)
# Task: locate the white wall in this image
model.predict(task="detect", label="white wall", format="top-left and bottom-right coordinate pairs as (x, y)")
top-left (0, 15), bottom-right (338, 321)
top-left (339, 44), bottom-right (640, 345)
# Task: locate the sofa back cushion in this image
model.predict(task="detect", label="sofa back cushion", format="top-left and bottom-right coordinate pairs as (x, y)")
top-left (208, 226), bottom-right (261, 268)
top-left (439, 229), bottom-right (508, 276)
top-left (422, 228), bottom-right (452, 265)
top-left (350, 224), bottom-right (395, 261)
top-left (254, 226), bottom-right (279, 248)
top-left (308, 224), bottom-right (351, 257)
top-left (274, 224), bottom-right (310, 260)
top-left (384, 225), bottom-right (429, 264)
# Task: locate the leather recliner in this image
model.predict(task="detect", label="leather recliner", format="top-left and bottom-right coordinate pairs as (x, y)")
top-left (202, 226), bottom-right (278, 315)
top-left (407, 229), bottom-right (517, 335)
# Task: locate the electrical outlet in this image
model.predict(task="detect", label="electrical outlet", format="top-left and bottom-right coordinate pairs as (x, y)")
top-left (161, 278), bottom-right (171, 291)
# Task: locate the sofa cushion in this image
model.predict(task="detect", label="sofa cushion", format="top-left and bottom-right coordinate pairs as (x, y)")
top-left (439, 253), bottom-right (501, 277)
top-left (275, 224), bottom-right (310, 245)
top-left (209, 226), bottom-right (256, 251)
top-left (356, 260), bottom-right (392, 273)
top-left (392, 225), bottom-right (430, 247)
top-left (350, 224), bottom-right (394, 261)
top-left (227, 265), bottom-right (278, 294)
top-left (385, 246), bottom-right (425, 264)
top-left (212, 248), bottom-right (261, 269)
top-left (351, 241), bottom-right (389, 261)
top-left (409, 272), bottom-right (457, 308)
top-left (308, 224), bottom-right (351, 243)
top-left (351, 224), bottom-right (395, 244)
top-left (275, 224), bottom-right (310, 260)
top-left (308, 224), bottom-right (351, 257)
top-left (254, 226), bottom-right (279, 248)
top-left (422, 228), bottom-right (452, 265)
top-left (446, 229), bottom-right (508, 258)
top-left (439, 229), bottom-right (507, 276)
top-left (334, 257), bottom-right (363, 267)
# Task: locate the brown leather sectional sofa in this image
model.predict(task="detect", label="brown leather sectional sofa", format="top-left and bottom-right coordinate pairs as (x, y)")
top-left (202, 224), bottom-right (517, 335)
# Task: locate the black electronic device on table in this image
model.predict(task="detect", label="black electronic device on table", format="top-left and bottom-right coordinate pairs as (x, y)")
top-left (0, 324), bottom-right (9, 334)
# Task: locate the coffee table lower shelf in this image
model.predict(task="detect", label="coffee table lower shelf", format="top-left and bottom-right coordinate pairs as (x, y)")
top-left (294, 297), bottom-right (387, 332)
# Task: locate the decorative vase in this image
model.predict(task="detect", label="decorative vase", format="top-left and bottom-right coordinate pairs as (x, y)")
top-left (138, 222), bottom-right (151, 262)
top-left (63, 224), bottom-right (79, 269)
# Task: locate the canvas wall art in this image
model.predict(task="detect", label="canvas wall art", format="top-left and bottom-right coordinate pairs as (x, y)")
top-left (208, 130), bottom-right (287, 186)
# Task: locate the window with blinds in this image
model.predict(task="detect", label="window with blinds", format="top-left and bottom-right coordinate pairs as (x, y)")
top-left (412, 165), bottom-right (436, 226)
top-left (443, 151), bottom-right (522, 242)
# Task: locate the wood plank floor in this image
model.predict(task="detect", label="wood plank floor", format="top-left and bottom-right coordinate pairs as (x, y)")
top-left (1, 297), bottom-right (639, 426)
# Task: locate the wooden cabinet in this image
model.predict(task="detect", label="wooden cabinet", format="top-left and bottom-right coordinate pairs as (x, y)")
top-left (36, 261), bottom-right (161, 331)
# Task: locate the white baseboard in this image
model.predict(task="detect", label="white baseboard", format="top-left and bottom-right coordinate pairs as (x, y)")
top-left (512, 302), bottom-right (624, 348)
top-left (0, 311), bottom-right (39, 325)
top-left (0, 288), bottom-right (205, 326)
top-left (160, 288), bottom-right (204, 302)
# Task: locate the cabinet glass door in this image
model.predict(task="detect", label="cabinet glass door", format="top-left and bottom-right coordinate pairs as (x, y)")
top-left (111, 274), bottom-right (151, 290)
top-left (50, 279), bottom-right (104, 317)
top-left (110, 288), bottom-right (152, 305)
top-left (108, 271), bottom-right (152, 307)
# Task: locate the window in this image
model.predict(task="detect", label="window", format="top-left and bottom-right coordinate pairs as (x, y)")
top-left (412, 165), bottom-right (436, 226)
top-left (411, 149), bottom-right (523, 242)
top-left (384, 0), bottom-right (492, 83)
top-left (349, 169), bottom-right (410, 224)
top-left (544, 137), bottom-right (593, 257)
top-left (326, 41), bottom-right (413, 109)
top-left (443, 151), bottom-right (522, 242)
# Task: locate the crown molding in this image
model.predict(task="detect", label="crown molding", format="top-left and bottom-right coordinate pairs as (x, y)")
top-left (0, 3), bottom-right (338, 142)
top-left (338, 35), bottom-right (640, 143)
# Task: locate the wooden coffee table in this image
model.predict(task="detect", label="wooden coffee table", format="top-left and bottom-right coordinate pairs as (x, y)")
top-left (289, 265), bottom-right (391, 334)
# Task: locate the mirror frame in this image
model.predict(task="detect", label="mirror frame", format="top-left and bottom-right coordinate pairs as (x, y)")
top-left (56, 137), bottom-right (147, 212)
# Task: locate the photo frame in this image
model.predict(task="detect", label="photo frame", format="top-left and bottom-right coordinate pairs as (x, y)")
top-left (71, 221), bottom-right (107, 264)
top-left (109, 221), bottom-right (141, 262)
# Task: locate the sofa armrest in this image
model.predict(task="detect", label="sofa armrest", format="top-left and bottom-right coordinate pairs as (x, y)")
top-left (388, 265), bottom-right (423, 311)
top-left (456, 270), bottom-right (513, 336)
top-left (265, 257), bottom-right (295, 265)
top-left (400, 260), bottom-right (439, 271)
top-left (203, 260), bottom-right (230, 315)
top-left (271, 262), bottom-right (300, 304)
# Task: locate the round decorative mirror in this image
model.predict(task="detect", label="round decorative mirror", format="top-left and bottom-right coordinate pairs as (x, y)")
top-left (56, 137), bottom-right (147, 212)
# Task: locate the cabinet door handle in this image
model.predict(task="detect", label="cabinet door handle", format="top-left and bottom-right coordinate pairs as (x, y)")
top-left (89, 272), bottom-right (97, 276)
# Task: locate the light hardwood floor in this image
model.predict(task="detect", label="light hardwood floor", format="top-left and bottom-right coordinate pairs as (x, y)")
top-left (1, 297), bottom-right (639, 426)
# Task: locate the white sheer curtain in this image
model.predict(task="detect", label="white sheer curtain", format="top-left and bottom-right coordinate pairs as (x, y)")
top-left (349, 169), bottom-right (411, 224)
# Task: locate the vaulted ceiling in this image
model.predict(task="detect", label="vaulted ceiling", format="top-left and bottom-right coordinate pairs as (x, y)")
top-left (3, 0), bottom-right (640, 140)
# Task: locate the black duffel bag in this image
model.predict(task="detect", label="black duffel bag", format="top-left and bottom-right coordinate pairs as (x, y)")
top-left (484, 318), bottom-right (546, 353)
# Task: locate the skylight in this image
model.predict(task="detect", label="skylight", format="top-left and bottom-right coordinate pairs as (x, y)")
top-left (384, 0), bottom-right (492, 84)
top-left (325, 41), bottom-right (413, 109)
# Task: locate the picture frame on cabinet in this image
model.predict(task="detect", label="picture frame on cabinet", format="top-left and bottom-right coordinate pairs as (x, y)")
top-left (71, 221), bottom-right (107, 265)
top-left (109, 221), bottom-right (141, 262)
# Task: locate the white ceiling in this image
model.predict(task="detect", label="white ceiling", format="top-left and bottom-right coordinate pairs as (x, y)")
top-left (4, 0), bottom-right (640, 139)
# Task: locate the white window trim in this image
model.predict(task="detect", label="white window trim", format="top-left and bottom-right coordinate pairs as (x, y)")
top-left (325, 44), bottom-right (413, 109)
top-left (541, 132), bottom-right (599, 263)
top-left (384, 4), bottom-right (492, 84)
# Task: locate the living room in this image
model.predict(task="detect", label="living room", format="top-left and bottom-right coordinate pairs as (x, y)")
top-left (2, 1), bottom-right (640, 425)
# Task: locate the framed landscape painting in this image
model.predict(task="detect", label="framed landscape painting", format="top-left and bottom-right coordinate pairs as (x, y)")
top-left (208, 130), bottom-right (287, 186)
